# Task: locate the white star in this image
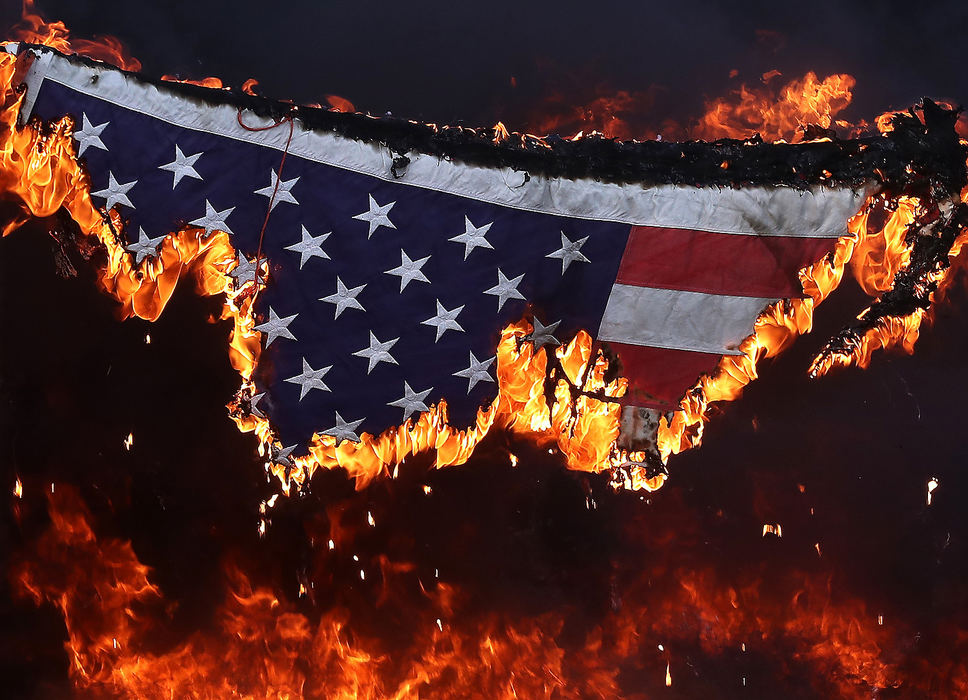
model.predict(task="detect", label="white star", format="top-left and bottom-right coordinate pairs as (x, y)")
top-left (91, 171), bottom-right (137, 211)
top-left (158, 144), bottom-right (203, 188)
top-left (190, 199), bottom-right (235, 236)
top-left (385, 249), bottom-right (431, 291)
top-left (285, 226), bottom-right (330, 269)
top-left (453, 351), bottom-right (496, 394)
top-left (526, 317), bottom-right (561, 351)
top-left (449, 215), bottom-right (494, 260)
top-left (353, 194), bottom-right (396, 238)
top-left (254, 170), bottom-right (300, 210)
top-left (319, 276), bottom-right (366, 318)
top-left (322, 411), bottom-right (365, 444)
top-left (285, 358), bottom-right (333, 400)
top-left (388, 381), bottom-right (433, 420)
top-left (546, 231), bottom-right (591, 274)
top-left (483, 268), bottom-right (525, 312)
top-left (421, 300), bottom-right (465, 342)
top-left (254, 307), bottom-right (298, 347)
top-left (249, 391), bottom-right (266, 418)
top-left (270, 443), bottom-right (297, 468)
top-left (125, 227), bottom-right (166, 265)
top-left (229, 253), bottom-right (261, 287)
top-left (73, 113), bottom-right (109, 157)
top-left (352, 331), bottom-right (399, 374)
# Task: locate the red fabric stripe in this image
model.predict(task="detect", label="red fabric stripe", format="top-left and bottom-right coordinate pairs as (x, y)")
top-left (607, 342), bottom-right (723, 408)
top-left (616, 226), bottom-right (837, 298)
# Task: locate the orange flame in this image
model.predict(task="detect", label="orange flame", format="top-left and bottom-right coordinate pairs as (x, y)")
top-left (695, 72), bottom-right (855, 142)
top-left (18, 489), bottom-right (968, 697)
top-left (9, 1), bottom-right (141, 71)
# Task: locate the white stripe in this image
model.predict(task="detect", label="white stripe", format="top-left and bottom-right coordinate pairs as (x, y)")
top-left (21, 47), bottom-right (871, 235)
top-left (597, 284), bottom-right (776, 355)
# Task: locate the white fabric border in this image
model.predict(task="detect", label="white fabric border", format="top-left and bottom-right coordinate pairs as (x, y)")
top-left (597, 284), bottom-right (777, 355)
top-left (21, 47), bottom-right (871, 236)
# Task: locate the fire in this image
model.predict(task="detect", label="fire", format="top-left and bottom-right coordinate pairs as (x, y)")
top-left (17, 487), bottom-right (968, 698)
top-left (695, 71), bottom-right (856, 142)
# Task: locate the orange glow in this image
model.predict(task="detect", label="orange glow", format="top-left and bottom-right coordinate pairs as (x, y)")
top-left (19, 488), bottom-right (965, 698)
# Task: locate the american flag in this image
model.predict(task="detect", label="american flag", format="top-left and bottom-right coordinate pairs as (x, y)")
top-left (19, 46), bottom-right (867, 451)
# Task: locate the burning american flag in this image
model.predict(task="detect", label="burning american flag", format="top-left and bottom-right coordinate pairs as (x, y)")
top-left (3, 42), bottom-right (966, 493)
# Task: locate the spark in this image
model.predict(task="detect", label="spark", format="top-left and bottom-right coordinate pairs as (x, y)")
top-left (267, 494), bottom-right (279, 508)
top-left (13, 478), bottom-right (22, 499)
top-left (927, 477), bottom-right (940, 505)
top-left (762, 523), bottom-right (782, 537)
top-left (123, 432), bottom-right (134, 451)
top-left (423, 485), bottom-right (432, 495)
top-left (509, 453), bottom-right (518, 467)
top-left (436, 618), bottom-right (443, 632)
top-left (665, 662), bottom-right (672, 687)
top-left (327, 539), bottom-right (335, 550)
top-left (144, 333), bottom-right (151, 344)
top-left (359, 569), bottom-right (365, 581)
top-left (367, 511), bottom-right (375, 527)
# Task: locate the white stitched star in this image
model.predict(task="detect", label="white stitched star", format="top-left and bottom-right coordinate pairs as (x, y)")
top-left (352, 331), bottom-right (399, 373)
top-left (285, 226), bottom-right (330, 269)
top-left (483, 268), bottom-right (525, 312)
top-left (254, 170), bottom-right (299, 210)
top-left (353, 194), bottom-right (396, 238)
top-left (526, 317), bottom-right (561, 351)
top-left (229, 253), bottom-right (260, 287)
top-left (453, 351), bottom-right (496, 393)
top-left (421, 300), bottom-right (465, 342)
top-left (449, 215), bottom-right (494, 260)
top-left (158, 144), bottom-right (203, 188)
top-left (285, 358), bottom-right (333, 400)
top-left (125, 227), bottom-right (166, 265)
top-left (254, 307), bottom-right (298, 347)
top-left (546, 231), bottom-right (590, 274)
top-left (190, 199), bottom-right (235, 236)
top-left (91, 171), bottom-right (137, 211)
top-left (249, 391), bottom-right (266, 418)
top-left (447, 216), bottom-right (494, 260)
top-left (73, 113), bottom-right (109, 157)
top-left (319, 276), bottom-right (365, 318)
top-left (322, 411), bottom-right (365, 444)
top-left (270, 443), bottom-right (297, 467)
top-left (385, 249), bottom-right (431, 291)
top-left (388, 381), bottom-right (433, 420)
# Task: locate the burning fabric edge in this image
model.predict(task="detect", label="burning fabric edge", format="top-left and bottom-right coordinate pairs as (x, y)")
top-left (1, 44), bottom-right (966, 499)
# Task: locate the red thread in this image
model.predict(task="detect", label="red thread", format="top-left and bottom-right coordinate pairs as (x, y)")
top-left (236, 109), bottom-right (295, 292)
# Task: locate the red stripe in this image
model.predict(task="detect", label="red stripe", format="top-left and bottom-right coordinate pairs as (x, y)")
top-left (607, 342), bottom-right (723, 408)
top-left (616, 226), bottom-right (837, 298)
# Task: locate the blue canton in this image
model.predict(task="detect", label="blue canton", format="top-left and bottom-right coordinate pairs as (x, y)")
top-left (31, 82), bottom-right (632, 448)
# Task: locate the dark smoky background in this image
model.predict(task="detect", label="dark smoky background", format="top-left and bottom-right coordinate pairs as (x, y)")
top-left (3, 0), bottom-right (967, 129)
top-left (1, 1), bottom-right (968, 697)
